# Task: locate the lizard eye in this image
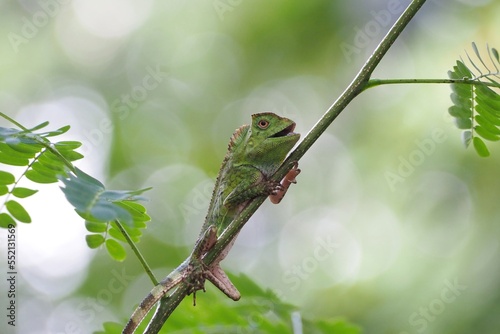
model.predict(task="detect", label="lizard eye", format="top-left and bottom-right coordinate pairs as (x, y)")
top-left (258, 119), bottom-right (269, 129)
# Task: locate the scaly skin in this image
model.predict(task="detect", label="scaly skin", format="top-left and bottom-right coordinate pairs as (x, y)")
top-left (123, 113), bottom-right (300, 333)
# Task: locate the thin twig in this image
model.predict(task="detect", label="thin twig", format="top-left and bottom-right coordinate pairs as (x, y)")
top-left (364, 77), bottom-right (500, 90)
top-left (114, 219), bottom-right (158, 285)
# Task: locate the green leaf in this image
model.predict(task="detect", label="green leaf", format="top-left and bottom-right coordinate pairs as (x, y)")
top-left (0, 213), bottom-right (16, 228)
top-left (454, 117), bottom-right (472, 130)
top-left (95, 322), bottom-right (124, 334)
top-left (312, 318), bottom-right (362, 334)
top-left (28, 121), bottom-right (50, 131)
top-left (0, 127), bottom-right (20, 140)
top-left (0, 142), bottom-right (37, 159)
top-left (0, 171), bottom-right (15, 185)
top-left (462, 130), bottom-right (472, 148)
top-left (492, 47), bottom-right (499, 63)
top-left (60, 173), bottom-right (104, 212)
top-left (105, 239), bottom-right (126, 261)
top-left (0, 152), bottom-right (29, 166)
top-left (450, 82), bottom-right (472, 96)
top-left (117, 201), bottom-right (151, 222)
top-left (31, 161), bottom-right (62, 177)
top-left (85, 221), bottom-right (108, 233)
top-left (90, 202), bottom-right (131, 224)
top-left (475, 115), bottom-right (500, 134)
top-left (61, 150), bottom-right (84, 161)
top-left (75, 210), bottom-right (101, 223)
top-left (109, 223), bottom-right (142, 243)
top-left (133, 220), bottom-right (147, 229)
top-left (0, 185), bottom-right (8, 196)
top-left (476, 84), bottom-right (500, 100)
top-left (74, 167), bottom-right (105, 188)
top-left (54, 141), bottom-right (82, 151)
top-left (38, 152), bottom-right (66, 170)
top-left (25, 169), bottom-right (59, 183)
top-left (476, 105), bottom-right (500, 126)
top-left (108, 226), bottom-right (127, 243)
top-left (455, 60), bottom-right (473, 78)
top-left (37, 159), bottom-right (65, 173)
top-left (450, 92), bottom-right (472, 109)
top-left (448, 105), bottom-right (472, 118)
top-left (471, 41), bottom-right (481, 62)
top-left (473, 137), bottom-right (490, 157)
top-left (476, 90), bottom-right (500, 109)
top-left (121, 200), bottom-right (147, 214)
top-left (86, 234), bottom-right (105, 249)
top-left (6, 200), bottom-right (31, 223)
top-left (12, 187), bottom-right (38, 198)
top-left (475, 125), bottom-right (500, 141)
top-left (7, 141), bottom-right (43, 154)
top-left (44, 125), bottom-right (71, 137)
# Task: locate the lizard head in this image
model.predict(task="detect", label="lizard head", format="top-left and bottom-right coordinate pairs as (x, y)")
top-left (241, 112), bottom-right (300, 175)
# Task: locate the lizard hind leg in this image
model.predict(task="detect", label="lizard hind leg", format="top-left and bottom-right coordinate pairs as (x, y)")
top-left (206, 265), bottom-right (241, 301)
top-left (189, 225), bottom-right (241, 302)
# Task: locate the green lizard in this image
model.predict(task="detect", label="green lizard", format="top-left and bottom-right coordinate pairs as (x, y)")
top-left (123, 112), bottom-right (300, 333)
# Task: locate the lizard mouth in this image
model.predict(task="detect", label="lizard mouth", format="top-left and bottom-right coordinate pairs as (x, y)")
top-left (271, 123), bottom-right (296, 138)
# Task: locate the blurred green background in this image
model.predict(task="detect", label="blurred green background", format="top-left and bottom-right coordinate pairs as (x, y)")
top-left (1, 0), bottom-right (500, 333)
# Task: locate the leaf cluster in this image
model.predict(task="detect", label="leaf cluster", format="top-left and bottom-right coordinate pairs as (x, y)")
top-left (0, 116), bottom-right (151, 261)
top-left (448, 43), bottom-right (500, 157)
top-left (0, 121), bottom-right (81, 227)
top-left (59, 168), bottom-right (151, 261)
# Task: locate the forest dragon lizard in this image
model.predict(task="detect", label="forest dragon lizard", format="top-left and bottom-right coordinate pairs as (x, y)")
top-left (123, 112), bottom-right (301, 333)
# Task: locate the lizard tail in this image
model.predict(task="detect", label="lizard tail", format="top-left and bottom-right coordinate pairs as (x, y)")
top-left (122, 271), bottom-right (184, 334)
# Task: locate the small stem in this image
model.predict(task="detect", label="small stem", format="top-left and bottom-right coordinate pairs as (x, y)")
top-left (0, 112), bottom-right (28, 131)
top-left (114, 219), bottom-right (158, 285)
top-left (40, 142), bottom-right (76, 173)
top-left (278, 0), bottom-right (427, 170)
top-left (364, 78), bottom-right (500, 90)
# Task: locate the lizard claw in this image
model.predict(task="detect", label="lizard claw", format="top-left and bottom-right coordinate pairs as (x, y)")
top-left (285, 162), bottom-right (301, 184)
top-left (269, 182), bottom-right (285, 195)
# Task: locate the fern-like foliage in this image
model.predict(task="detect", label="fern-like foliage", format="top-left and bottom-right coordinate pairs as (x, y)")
top-left (0, 115), bottom-right (151, 261)
top-left (59, 168), bottom-right (151, 261)
top-left (448, 42), bottom-right (500, 157)
top-left (0, 121), bottom-right (81, 227)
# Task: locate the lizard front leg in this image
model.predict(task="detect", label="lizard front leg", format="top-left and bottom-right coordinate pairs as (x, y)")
top-left (269, 162), bottom-right (300, 204)
top-left (223, 164), bottom-right (299, 207)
